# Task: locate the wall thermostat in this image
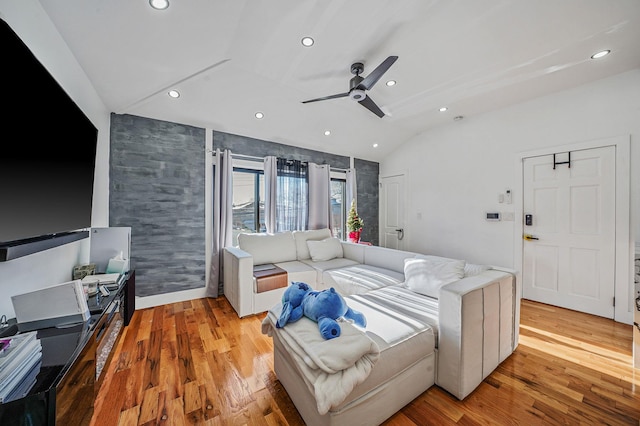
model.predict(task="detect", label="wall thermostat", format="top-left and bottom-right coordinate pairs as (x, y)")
top-left (486, 212), bottom-right (501, 221)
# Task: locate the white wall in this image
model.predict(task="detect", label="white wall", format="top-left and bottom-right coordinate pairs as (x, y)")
top-left (0, 0), bottom-right (111, 319)
top-left (380, 69), bottom-right (640, 321)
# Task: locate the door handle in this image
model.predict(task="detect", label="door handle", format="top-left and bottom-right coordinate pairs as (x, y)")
top-left (395, 228), bottom-right (404, 241)
top-left (523, 234), bottom-right (539, 241)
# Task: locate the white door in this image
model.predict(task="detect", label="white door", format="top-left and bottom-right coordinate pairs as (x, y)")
top-left (522, 146), bottom-right (616, 318)
top-left (380, 174), bottom-right (405, 250)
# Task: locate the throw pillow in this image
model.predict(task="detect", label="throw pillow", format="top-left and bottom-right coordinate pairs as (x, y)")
top-left (307, 237), bottom-right (344, 262)
top-left (464, 263), bottom-right (491, 277)
top-left (404, 257), bottom-right (466, 299)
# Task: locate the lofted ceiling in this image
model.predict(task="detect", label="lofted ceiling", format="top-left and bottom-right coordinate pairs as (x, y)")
top-left (38, 0), bottom-right (640, 162)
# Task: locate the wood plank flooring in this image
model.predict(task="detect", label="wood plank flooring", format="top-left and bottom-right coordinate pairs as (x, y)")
top-left (92, 297), bottom-right (640, 425)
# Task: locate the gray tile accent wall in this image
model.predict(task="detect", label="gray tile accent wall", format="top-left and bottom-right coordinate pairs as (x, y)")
top-left (110, 114), bottom-right (206, 297)
top-left (214, 132), bottom-right (350, 168)
top-left (354, 158), bottom-right (379, 244)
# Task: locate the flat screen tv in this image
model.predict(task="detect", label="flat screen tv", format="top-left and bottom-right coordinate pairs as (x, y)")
top-left (0, 18), bottom-right (97, 258)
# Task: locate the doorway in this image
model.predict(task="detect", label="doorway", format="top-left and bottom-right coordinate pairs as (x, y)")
top-left (515, 136), bottom-right (632, 324)
top-left (522, 146), bottom-right (615, 318)
top-left (380, 173), bottom-right (406, 250)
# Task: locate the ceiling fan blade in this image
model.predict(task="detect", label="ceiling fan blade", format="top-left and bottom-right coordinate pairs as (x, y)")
top-left (302, 92), bottom-right (350, 104)
top-left (358, 56), bottom-right (398, 91)
top-left (359, 95), bottom-right (385, 118)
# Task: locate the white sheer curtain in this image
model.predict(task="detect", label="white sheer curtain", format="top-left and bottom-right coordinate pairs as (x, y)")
top-left (346, 167), bottom-right (357, 212)
top-left (276, 158), bottom-right (308, 231)
top-left (308, 163), bottom-right (331, 230)
top-left (264, 156), bottom-right (277, 233)
top-left (206, 149), bottom-right (233, 298)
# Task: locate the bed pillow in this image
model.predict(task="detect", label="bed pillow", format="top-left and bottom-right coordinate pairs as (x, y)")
top-left (404, 257), bottom-right (466, 299)
top-left (307, 237), bottom-right (344, 262)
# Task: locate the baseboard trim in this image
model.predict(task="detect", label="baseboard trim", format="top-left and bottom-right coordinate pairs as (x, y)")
top-left (135, 287), bottom-right (208, 310)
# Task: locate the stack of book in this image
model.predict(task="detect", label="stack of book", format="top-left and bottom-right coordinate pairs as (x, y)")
top-left (0, 331), bottom-right (42, 403)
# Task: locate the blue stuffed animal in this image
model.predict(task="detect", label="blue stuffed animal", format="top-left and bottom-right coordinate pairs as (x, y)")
top-left (276, 282), bottom-right (366, 340)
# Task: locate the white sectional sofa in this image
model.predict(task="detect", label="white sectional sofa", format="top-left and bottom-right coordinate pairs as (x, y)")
top-left (224, 229), bottom-right (519, 425)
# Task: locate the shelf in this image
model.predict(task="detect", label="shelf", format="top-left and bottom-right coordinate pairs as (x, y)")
top-left (0, 231), bottom-right (89, 262)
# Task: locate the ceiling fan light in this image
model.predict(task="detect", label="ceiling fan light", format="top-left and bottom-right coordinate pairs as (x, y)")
top-left (349, 89), bottom-right (366, 101)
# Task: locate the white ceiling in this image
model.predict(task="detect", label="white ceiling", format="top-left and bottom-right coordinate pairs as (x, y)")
top-left (39, 0), bottom-right (640, 162)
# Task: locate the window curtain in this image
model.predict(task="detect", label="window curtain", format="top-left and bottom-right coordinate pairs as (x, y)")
top-left (206, 149), bottom-right (233, 298)
top-left (276, 158), bottom-right (308, 231)
top-left (308, 163), bottom-right (331, 230)
top-left (346, 167), bottom-right (357, 211)
top-left (264, 156), bottom-right (277, 233)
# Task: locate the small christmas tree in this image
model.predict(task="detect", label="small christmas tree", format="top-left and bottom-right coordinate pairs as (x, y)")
top-left (346, 200), bottom-right (364, 232)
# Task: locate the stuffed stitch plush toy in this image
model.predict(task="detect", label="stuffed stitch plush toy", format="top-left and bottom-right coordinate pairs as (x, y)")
top-left (276, 282), bottom-right (367, 340)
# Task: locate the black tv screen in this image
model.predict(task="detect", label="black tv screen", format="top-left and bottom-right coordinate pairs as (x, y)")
top-left (0, 19), bottom-right (97, 245)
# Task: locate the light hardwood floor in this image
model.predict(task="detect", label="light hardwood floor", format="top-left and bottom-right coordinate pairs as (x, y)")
top-left (91, 297), bottom-right (640, 425)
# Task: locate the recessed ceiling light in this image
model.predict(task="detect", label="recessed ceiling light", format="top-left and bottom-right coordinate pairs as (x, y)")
top-left (324, 130), bottom-right (331, 136)
top-left (372, 143), bottom-right (379, 148)
top-left (168, 90), bottom-right (180, 98)
top-left (439, 107), bottom-right (448, 112)
top-left (255, 112), bottom-right (264, 119)
top-left (590, 50), bottom-right (610, 59)
top-left (386, 80), bottom-right (396, 87)
top-left (301, 37), bottom-right (314, 47)
top-left (149, 0), bottom-right (169, 10)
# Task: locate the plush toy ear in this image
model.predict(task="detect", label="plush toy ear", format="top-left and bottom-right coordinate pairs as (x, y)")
top-left (317, 317), bottom-right (341, 339)
top-left (276, 301), bottom-right (292, 328)
top-left (343, 307), bottom-right (367, 328)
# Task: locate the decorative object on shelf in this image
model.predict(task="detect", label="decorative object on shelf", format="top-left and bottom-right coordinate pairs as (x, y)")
top-left (73, 263), bottom-right (96, 280)
top-left (347, 200), bottom-right (364, 243)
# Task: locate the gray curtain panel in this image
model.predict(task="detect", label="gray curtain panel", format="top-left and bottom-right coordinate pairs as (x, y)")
top-left (207, 149), bottom-right (233, 298)
top-left (264, 156), bottom-right (277, 234)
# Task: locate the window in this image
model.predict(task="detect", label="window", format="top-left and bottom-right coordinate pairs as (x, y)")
top-left (231, 168), bottom-right (264, 245)
top-left (230, 159), bottom-right (348, 242)
top-left (276, 159), bottom-right (308, 232)
top-left (331, 178), bottom-right (346, 239)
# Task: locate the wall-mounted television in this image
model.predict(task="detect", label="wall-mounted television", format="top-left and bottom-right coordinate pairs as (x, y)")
top-left (0, 18), bottom-right (97, 260)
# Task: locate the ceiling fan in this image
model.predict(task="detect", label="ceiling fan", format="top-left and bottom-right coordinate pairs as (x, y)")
top-left (301, 56), bottom-right (398, 118)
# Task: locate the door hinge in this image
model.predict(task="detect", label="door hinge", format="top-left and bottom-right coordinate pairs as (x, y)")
top-left (613, 297), bottom-right (615, 307)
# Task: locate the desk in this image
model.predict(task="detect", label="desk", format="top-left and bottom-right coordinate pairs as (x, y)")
top-left (0, 271), bottom-right (135, 426)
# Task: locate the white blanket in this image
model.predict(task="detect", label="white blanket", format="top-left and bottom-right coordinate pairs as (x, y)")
top-left (262, 303), bottom-right (380, 415)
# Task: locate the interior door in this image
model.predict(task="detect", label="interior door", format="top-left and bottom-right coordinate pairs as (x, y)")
top-left (522, 146), bottom-right (616, 318)
top-left (380, 174), bottom-right (405, 250)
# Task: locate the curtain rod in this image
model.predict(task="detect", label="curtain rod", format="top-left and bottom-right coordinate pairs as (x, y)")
top-left (210, 151), bottom-right (263, 162)
top-left (211, 150), bottom-right (350, 172)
